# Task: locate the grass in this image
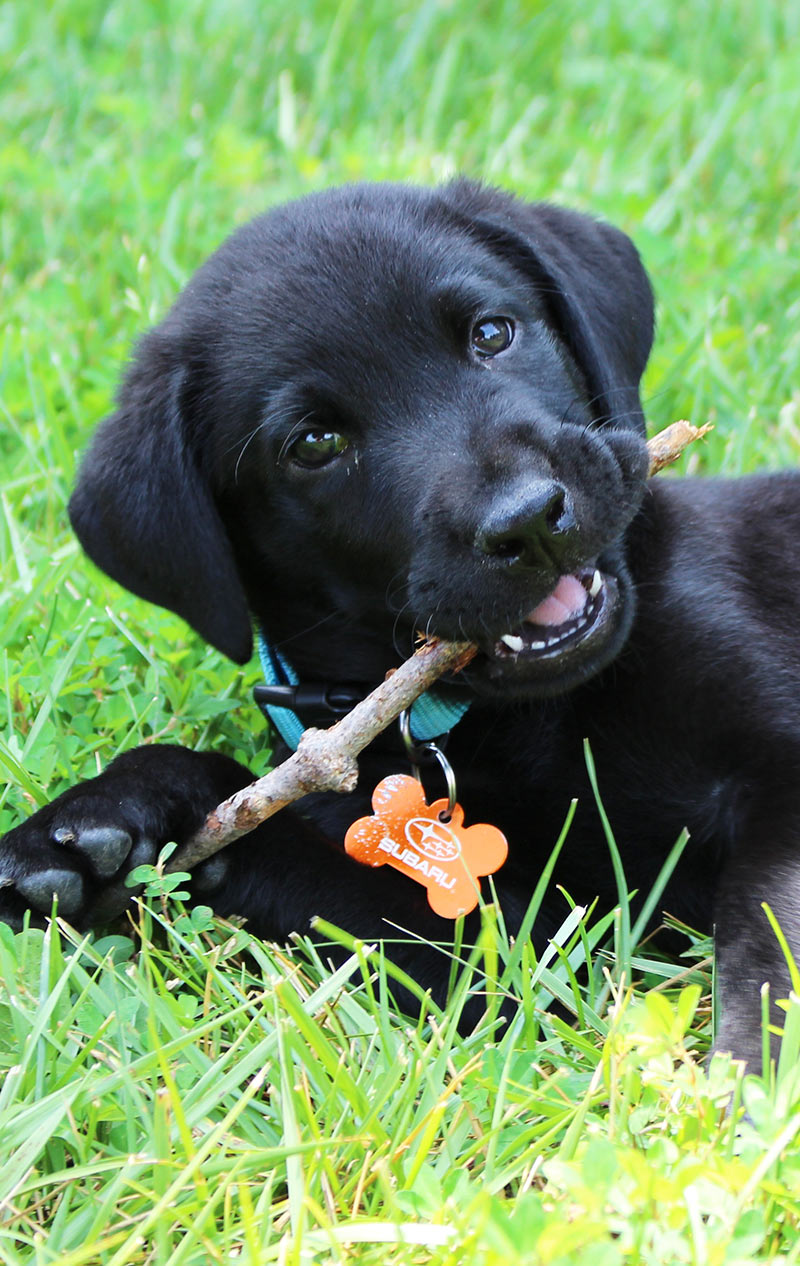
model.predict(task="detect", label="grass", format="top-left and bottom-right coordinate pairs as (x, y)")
top-left (2, 0), bottom-right (800, 1259)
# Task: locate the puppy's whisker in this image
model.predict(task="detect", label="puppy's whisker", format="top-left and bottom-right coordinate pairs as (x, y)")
top-left (227, 404), bottom-right (308, 483)
top-left (272, 610), bottom-right (341, 650)
top-left (223, 403), bottom-right (298, 457)
top-left (231, 422), bottom-right (269, 482)
top-left (385, 569), bottom-right (410, 614)
top-left (275, 412), bottom-right (318, 466)
top-left (390, 601), bottom-right (414, 660)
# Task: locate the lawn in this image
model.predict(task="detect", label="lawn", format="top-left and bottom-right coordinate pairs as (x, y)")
top-left (2, 1), bottom-right (800, 1261)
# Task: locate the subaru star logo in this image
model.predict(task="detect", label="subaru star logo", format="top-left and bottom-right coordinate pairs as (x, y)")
top-left (403, 817), bottom-right (461, 861)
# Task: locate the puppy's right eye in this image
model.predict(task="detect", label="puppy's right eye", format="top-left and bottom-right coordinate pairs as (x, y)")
top-left (285, 429), bottom-right (350, 469)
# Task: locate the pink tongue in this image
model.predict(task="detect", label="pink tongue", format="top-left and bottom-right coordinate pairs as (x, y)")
top-left (526, 574), bottom-right (587, 627)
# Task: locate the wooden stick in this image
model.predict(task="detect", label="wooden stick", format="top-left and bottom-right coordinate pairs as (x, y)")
top-left (646, 420), bottom-right (713, 477)
top-left (169, 639), bottom-right (475, 871)
top-left (169, 418), bottom-right (711, 873)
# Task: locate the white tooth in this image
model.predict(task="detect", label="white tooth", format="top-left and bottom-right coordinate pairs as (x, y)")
top-left (501, 634), bottom-right (525, 653)
top-left (529, 640), bottom-right (547, 650)
top-left (589, 569), bottom-right (603, 597)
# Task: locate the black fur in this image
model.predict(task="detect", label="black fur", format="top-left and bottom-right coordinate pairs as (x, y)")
top-left (3, 181), bottom-right (798, 1067)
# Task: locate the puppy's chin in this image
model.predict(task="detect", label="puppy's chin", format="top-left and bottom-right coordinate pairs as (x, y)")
top-left (444, 559), bottom-right (637, 701)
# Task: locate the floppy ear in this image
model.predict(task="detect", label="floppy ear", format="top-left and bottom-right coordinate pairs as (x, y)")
top-left (68, 334), bottom-right (253, 663)
top-left (448, 185), bottom-right (655, 431)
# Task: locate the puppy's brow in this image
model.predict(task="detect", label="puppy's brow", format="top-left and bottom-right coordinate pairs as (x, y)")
top-left (432, 281), bottom-right (504, 320)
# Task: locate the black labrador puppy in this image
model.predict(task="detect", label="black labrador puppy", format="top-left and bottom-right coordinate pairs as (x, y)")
top-left (2, 181), bottom-right (798, 1067)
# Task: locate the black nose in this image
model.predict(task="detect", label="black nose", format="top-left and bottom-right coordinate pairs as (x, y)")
top-left (474, 480), bottom-right (576, 566)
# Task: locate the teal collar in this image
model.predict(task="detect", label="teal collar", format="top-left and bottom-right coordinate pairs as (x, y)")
top-left (256, 629), bottom-right (472, 751)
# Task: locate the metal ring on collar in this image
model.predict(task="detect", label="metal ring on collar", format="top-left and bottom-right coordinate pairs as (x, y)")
top-left (398, 709), bottom-right (458, 819)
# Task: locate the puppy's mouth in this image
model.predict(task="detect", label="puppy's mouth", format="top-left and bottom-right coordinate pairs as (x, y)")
top-left (471, 566), bottom-right (626, 695)
top-left (492, 569), bottom-right (605, 661)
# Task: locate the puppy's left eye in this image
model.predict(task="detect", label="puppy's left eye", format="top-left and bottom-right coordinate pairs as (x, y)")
top-left (286, 430), bottom-right (350, 469)
top-left (471, 316), bottom-right (515, 357)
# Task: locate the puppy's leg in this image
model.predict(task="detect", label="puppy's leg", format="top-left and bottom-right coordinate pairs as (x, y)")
top-left (0, 745), bottom-right (252, 927)
top-left (1, 747), bottom-right (478, 1018)
top-left (714, 830), bottom-right (800, 1070)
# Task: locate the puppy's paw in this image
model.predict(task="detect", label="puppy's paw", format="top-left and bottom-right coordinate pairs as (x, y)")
top-left (0, 801), bottom-right (158, 929)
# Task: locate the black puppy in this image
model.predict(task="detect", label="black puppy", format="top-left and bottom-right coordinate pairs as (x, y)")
top-left (2, 181), bottom-right (798, 1067)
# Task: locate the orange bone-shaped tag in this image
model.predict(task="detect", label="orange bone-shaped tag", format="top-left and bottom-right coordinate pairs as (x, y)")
top-left (344, 774), bottom-right (508, 918)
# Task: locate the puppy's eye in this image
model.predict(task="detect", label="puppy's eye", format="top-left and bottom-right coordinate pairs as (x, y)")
top-left (471, 316), bottom-right (514, 357)
top-left (285, 430), bottom-right (350, 469)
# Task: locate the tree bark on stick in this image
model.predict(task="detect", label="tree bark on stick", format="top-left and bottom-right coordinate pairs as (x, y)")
top-left (168, 419), bottom-right (712, 874)
top-left (646, 420), bottom-right (713, 477)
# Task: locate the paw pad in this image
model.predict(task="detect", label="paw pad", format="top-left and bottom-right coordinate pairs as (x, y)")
top-left (57, 826), bottom-right (133, 877)
top-left (16, 868), bottom-right (85, 918)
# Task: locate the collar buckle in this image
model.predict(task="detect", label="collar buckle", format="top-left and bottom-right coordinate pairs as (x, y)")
top-left (253, 682), bottom-right (365, 727)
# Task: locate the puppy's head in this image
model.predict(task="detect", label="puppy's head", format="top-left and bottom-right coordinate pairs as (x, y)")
top-left (70, 181), bottom-right (654, 699)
